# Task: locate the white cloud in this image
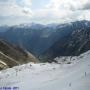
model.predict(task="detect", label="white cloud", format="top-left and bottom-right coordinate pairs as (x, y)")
top-left (46, 0), bottom-right (89, 10)
top-left (0, 0), bottom-right (32, 17)
top-left (32, 0), bottom-right (90, 23)
top-left (18, 0), bottom-right (32, 15)
top-left (0, 0), bottom-right (33, 25)
top-left (0, 0), bottom-right (90, 25)
top-left (20, 0), bottom-right (32, 7)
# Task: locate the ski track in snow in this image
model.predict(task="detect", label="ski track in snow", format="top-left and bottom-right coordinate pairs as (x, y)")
top-left (0, 51), bottom-right (90, 90)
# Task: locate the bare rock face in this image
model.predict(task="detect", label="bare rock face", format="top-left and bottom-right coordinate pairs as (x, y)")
top-left (0, 39), bottom-right (39, 70)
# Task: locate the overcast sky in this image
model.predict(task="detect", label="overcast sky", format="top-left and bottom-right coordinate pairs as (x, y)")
top-left (0, 0), bottom-right (90, 26)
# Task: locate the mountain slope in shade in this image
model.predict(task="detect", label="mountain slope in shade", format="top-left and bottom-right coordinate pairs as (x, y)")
top-left (41, 26), bottom-right (90, 61)
top-left (0, 50), bottom-right (90, 90)
top-left (0, 39), bottom-right (39, 70)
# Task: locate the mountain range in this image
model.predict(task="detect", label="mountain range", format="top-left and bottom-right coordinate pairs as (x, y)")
top-left (0, 20), bottom-right (90, 62)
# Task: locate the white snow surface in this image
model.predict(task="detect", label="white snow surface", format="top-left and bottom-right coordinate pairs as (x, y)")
top-left (0, 51), bottom-right (90, 90)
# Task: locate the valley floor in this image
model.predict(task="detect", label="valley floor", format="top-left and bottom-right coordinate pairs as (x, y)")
top-left (0, 51), bottom-right (90, 90)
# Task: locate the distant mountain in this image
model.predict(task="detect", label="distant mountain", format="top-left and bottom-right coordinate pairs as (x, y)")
top-left (0, 20), bottom-right (90, 62)
top-left (0, 25), bottom-right (9, 32)
top-left (0, 23), bottom-right (60, 56)
top-left (0, 39), bottom-right (38, 70)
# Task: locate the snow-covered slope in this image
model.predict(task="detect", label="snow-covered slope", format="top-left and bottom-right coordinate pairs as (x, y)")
top-left (0, 51), bottom-right (90, 90)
